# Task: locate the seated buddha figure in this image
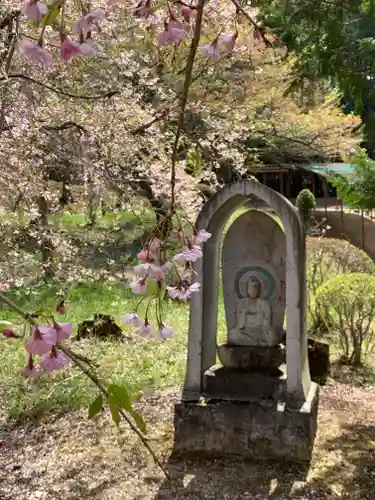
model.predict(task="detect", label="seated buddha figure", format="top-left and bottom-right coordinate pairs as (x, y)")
top-left (229, 276), bottom-right (278, 347)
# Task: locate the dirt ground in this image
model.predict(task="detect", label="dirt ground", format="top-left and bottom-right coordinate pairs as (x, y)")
top-left (0, 378), bottom-right (374, 500)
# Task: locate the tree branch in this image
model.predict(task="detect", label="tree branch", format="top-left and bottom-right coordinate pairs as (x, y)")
top-left (0, 73), bottom-right (119, 100)
top-left (230, 0), bottom-right (273, 47)
top-left (39, 121), bottom-right (88, 135)
top-left (169, 0), bottom-right (206, 209)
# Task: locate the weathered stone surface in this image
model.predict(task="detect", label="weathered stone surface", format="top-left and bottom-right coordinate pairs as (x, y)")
top-left (222, 210), bottom-right (286, 347)
top-left (217, 342), bottom-right (285, 370)
top-left (202, 365), bottom-right (286, 402)
top-left (174, 383), bottom-right (319, 462)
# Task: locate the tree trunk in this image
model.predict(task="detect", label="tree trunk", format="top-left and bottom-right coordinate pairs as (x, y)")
top-left (59, 182), bottom-right (74, 207)
top-left (41, 235), bottom-right (54, 279)
top-left (351, 342), bottom-right (363, 366)
top-left (136, 179), bottom-right (171, 240)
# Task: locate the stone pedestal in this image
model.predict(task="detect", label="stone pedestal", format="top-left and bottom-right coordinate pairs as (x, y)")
top-left (217, 342), bottom-right (285, 370)
top-left (203, 365), bottom-right (286, 402)
top-left (173, 382), bottom-right (319, 462)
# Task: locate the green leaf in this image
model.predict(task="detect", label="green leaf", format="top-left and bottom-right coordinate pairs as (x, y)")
top-left (42, 6), bottom-right (60, 25)
top-left (109, 384), bottom-right (147, 434)
top-left (129, 408), bottom-right (147, 434)
top-left (108, 393), bottom-right (121, 426)
top-left (109, 384), bottom-right (132, 411)
top-left (88, 394), bottom-right (103, 419)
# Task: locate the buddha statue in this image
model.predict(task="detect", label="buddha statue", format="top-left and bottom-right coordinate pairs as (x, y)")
top-left (229, 276), bottom-right (279, 347)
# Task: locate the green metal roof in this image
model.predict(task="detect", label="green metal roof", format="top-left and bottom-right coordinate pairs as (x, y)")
top-left (301, 163), bottom-right (355, 178)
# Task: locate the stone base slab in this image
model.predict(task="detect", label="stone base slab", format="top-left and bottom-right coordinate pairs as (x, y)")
top-left (173, 383), bottom-right (319, 462)
top-left (203, 365), bottom-right (286, 402)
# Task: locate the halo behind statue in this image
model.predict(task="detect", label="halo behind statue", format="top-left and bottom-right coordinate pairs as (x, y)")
top-left (235, 266), bottom-right (276, 300)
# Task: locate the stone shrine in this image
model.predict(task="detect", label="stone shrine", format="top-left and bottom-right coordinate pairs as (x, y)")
top-left (173, 180), bottom-right (319, 462)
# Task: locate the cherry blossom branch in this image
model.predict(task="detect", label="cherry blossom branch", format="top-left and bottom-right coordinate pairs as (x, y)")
top-left (0, 292), bottom-right (170, 480)
top-left (58, 343), bottom-right (171, 480)
top-left (229, 0), bottom-right (272, 47)
top-left (0, 74), bottom-right (119, 100)
top-left (170, 0), bottom-right (206, 211)
top-left (130, 109), bottom-right (170, 135)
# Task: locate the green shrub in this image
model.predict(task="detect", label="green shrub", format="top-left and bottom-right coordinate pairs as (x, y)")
top-left (296, 189), bottom-right (316, 233)
top-left (307, 237), bottom-right (375, 295)
top-left (306, 237), bottom-right (375, 332)
top-left (315, 273), bottom-right (375, 365)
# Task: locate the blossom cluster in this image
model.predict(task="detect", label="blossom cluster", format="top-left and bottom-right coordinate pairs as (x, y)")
top-left (4, 319), bottom-right (72, 378)
top-left (20, 1), bottom-right (104, 65)
top-left (19, 0), bottom-right (256, 67)
top-left (122, 227), bottom-right (211, 340)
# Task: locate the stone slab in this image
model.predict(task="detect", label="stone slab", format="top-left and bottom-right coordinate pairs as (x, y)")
top-left (202, 365), bottom-right (286, 402)
top-left (173, 382), bottom-right (319, 462)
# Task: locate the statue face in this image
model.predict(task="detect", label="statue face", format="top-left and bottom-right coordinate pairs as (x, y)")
top-left (247, 277), bottom-right (261, 299)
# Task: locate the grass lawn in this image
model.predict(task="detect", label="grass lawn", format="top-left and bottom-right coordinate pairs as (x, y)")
top-left (0, 280), bottom-right (191, 422)
top-left (0, 205), bottom-right (247, 422)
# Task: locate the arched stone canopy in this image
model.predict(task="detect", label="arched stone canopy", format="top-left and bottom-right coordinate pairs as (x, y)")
top-left (183, 180), bottom-right (311, 409)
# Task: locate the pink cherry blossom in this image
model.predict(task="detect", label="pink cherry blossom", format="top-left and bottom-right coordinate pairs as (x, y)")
top-left (148, 264), bottom-right (166, 281)
top-left (21, 355), bottom-right (40, 379)
top-left (135, 322), bottom-right (154, 338)
top-left (134, 263), bottom-right (168, 281)
top-left (149, 237), bottom-right (162, 254)
top-left (134, 263), bottom-right (152, 277)
top-left (180, 5), bottom-right (194, 22)
top-left (39, 347), bottom-right (71, 372)
top-left (193, 229), bottom-right (212, 245)
top-left (122, 312), bottom-right (142, 326)
top-left (173, 245), bottom-right (203, 262)
top-left (137, 248), bottom-right (150, 263)
top-left (79, 41), bottom-right (97, 56)
top-left (157, 325), bottom-right (173, 340)
top-left (167, 282), bottom-right (200, 300)
top-left (19, 39), bottom-right (52, 67)
top-left (26, 325), bottom-right (57, 355)
top-left (220, 32), bottom-right (238, 54)
top-left (72, 9), bottom-right (105, 37)
top-left (157, 20), bottom-right (187, 45)
top-left (23, 0), bottom-right (48, 21)
top-left (200, 40), bottom-right (220, 60)
top-left (60, 37), bottom-right (81, 61)
top-left (130, 278), bottom-right (147, 294)
top-left (54, 322), bottom-right (73, 341)
top-left (2, 327), bottom-right (17, 339)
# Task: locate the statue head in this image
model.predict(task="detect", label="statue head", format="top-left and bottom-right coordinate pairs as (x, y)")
top-left (246, 276), bottom-right (261, 299)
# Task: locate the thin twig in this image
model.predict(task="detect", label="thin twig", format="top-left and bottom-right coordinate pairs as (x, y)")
top-left (230, 0), bottom-right (272, 47)
top-left (0, 74), bottom-right (119, 100)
